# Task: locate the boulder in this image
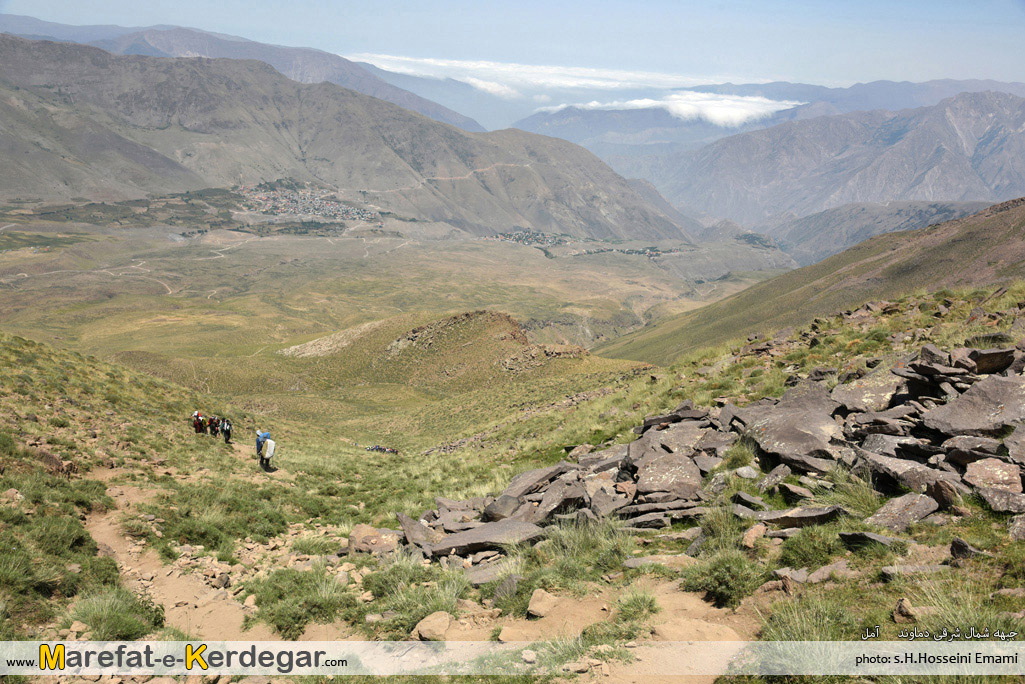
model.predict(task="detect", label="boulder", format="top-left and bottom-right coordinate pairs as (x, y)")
top-left (396, 513), bottom-right (439, 552)
top-left (964, 459), bottom-right (1022, 493)
top-left (1003, 427), bottom-right (1025, 465)
top-left (977, 488), bottom-right (1025, 513)
top-left (865, 494), bottom-right (939, 532)
top-left (529, 477), bottom-right (586, 523)
top-left (742, 385), bottom-right (843, 474)
top-left (1008, 515), bottom-right (1025, 541)
top-left (838, 531), bottom-right (899, 549)
top-left (858, 451), bottom-right (957, 493)
top-left (502, 462), bottom-right (576, 499)
top-left (741, 523), bottom-right (767, 548)
top-left (657, 421), bottom-right (710, 454)
top-left (758, 464), bottom-right (792, 492)
top-left (950, 538), bottom-right (992, 559)
top-left (482, 495), bottom-right (522, 522)
top-left (754, 505), bottom-right (849, 527)
top-left (921, 375), bottom-right (1025, 436)
top-left (464, 563), bottom-right (506, 586)
top-left (693, 453), bottom-right (723, 476)
top-left (778, 483), bottom-right (814, 502)
top-left (925, 480), bottom-right (963, 509)
top-left (527, 589), bottom-right (558, 618)
top-left (969, 348), bottom-right (1017, 374)
top-left (734, 466), bottom-right (760, 479)
top-left (348, 524), bottom-right (400, 555)
top-left (807, 559), bottom-right (858, 584)
top-left (431, 520), bottom-right (544, 557)
top-left (731, 491), bottom-right (768, 511)
top-left (773, 567), bottom-right (809, 583)
top-left (634, 452), bottom-right (703, 497)
top-left (831, 370), bottom-right (904, 412)
top-left (942, 435), bottom-right (1003, 466)
top-left (695, 431), bottom-right (738, 458)
top-left (412, 611), bottom-right (452, 641)
top-left (589, 487), bottom-right (631, 518)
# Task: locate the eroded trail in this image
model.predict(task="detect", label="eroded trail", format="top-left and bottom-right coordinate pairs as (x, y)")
top-left (84, 481), bottom-right (278, 641)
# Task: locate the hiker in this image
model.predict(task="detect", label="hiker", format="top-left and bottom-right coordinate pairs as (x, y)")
top-left (262, 435), bottom-right (276, 471)
top-left (221, 418), bottom-right (232, 444)
top-left (209, 416), bottom-right (220, 437)
top-left (256, 429), bottom-right (270, 468)
top-left (192, 412), bottom-right (204, 434)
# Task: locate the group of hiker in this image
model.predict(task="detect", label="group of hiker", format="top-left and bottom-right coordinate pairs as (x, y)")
top-left (364, 445), bottom-right (398, 454)
top-left (190, 411), bottom-right (277, 471)
top-left (191, 411), bottom-right (232, 444)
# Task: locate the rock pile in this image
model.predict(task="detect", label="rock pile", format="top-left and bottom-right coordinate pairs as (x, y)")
top-left (369, 335), bottom-right (1025, 576)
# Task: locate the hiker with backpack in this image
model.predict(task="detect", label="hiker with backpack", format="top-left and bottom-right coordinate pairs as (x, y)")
top-left (256, 429), bottom-right (275, 470)
top-left (209, 416), bottom-right (220, 437)
top-left (221, 418), bottom-right (232, 444)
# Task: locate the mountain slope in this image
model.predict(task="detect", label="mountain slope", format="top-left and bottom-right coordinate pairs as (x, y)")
top-left (599, 197), bottom-right (1025, 364)
top-left (0, 13), bottom-right (482, 131)
top-left (513, 79), bottom-right (1025, 165)
top-left (647, 92), bottom-right (1025, 225)
top-left (767, 200), bottom-right (991, 266)
top-left (0, 35), bottom-right (690, 241)
top-left (88, 27), bottom-right (485, 132)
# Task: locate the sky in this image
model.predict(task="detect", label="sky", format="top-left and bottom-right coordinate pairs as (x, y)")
top-left (3, 0), bottom-right (1025, 127)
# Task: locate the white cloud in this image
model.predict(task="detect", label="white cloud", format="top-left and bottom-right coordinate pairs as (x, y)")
top-left (539, 91), bottom-right (804, 127)
top-left (462, 77), bottom-right (521, 99)
top-left (345, 52), bottom-right (729, 94)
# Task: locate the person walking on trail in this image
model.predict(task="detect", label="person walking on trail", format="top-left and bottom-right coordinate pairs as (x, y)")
top-left (209, 416), bottom-right (220, 438)
top-left (262, 436), bottom-right (276, 471)
top-left (221, 418), bottom-right (232, 444)
top-left (256, 430), bottom-right (272, 469)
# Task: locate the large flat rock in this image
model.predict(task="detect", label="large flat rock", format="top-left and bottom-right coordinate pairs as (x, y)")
top-left (431, 520), bottom-right (544, 557)
top-left (857, 450), bottom-right (959, 493)
top-left (738, 504), bottom-right (849, 527)
top-left (831, 369), bottom-right (904, 412)
top-left (501, 462), bottom-right (577, 499)
top-left (978, 487), bottom-right (1025, 513)
top-left (865, 493), bottom-right (938, 532)
top-left (922, 375), bottom-right (1025, 437)
top-left (964, 458), bottom-right (1022, 493)
top-left (742, 383), bottom-right (844, 474)
top-left (634, 451), bottom-right (703, 496)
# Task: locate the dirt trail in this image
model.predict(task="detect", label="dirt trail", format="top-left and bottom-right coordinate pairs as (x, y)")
top-left (84, 484), bottom-right (277, 641)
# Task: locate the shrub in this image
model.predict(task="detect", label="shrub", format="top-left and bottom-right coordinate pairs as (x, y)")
top-left (778, 526), bottom-right (842, 569)
top-left (72, 587), bottom-right (164, 640)
top-left (247, 566), bottom-right (356, 639)
top-left (681, 550), bottom-right (765, 609)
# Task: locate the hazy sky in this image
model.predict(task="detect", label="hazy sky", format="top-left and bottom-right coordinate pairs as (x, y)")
top-left (4, 0), bottom-right (1025, 87)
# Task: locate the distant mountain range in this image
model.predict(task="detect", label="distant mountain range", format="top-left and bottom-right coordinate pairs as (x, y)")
top-left (765, 200), bottom-right (991, 266)
top-left (627, 91), bottom-right (1025, 225)
top-left (599, 197), bottom-right (1025, 364)
top-left (0, 34), bottom-right (698, 242)
top-left (0, 13), bottom-right (484, 131)
top-left (516, 79), bottom-right (1025, 155)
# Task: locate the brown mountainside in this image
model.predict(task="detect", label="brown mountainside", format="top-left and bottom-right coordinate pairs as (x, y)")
top-left (0, 35), bottom-right (691, 241)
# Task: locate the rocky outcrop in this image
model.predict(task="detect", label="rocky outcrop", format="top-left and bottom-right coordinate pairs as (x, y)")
top-left (376, 332), bottom-right (1025, 575)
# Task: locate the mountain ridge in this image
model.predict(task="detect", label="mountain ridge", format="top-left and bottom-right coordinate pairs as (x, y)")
top-left (642, 91), bottom-right (1025, 225)
top-left (0, 13), bottom-right (484, 131)
top-left (0, 34), bottom-right (691, 242)
top-left (599, 197), bottom-right (1025, 364)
